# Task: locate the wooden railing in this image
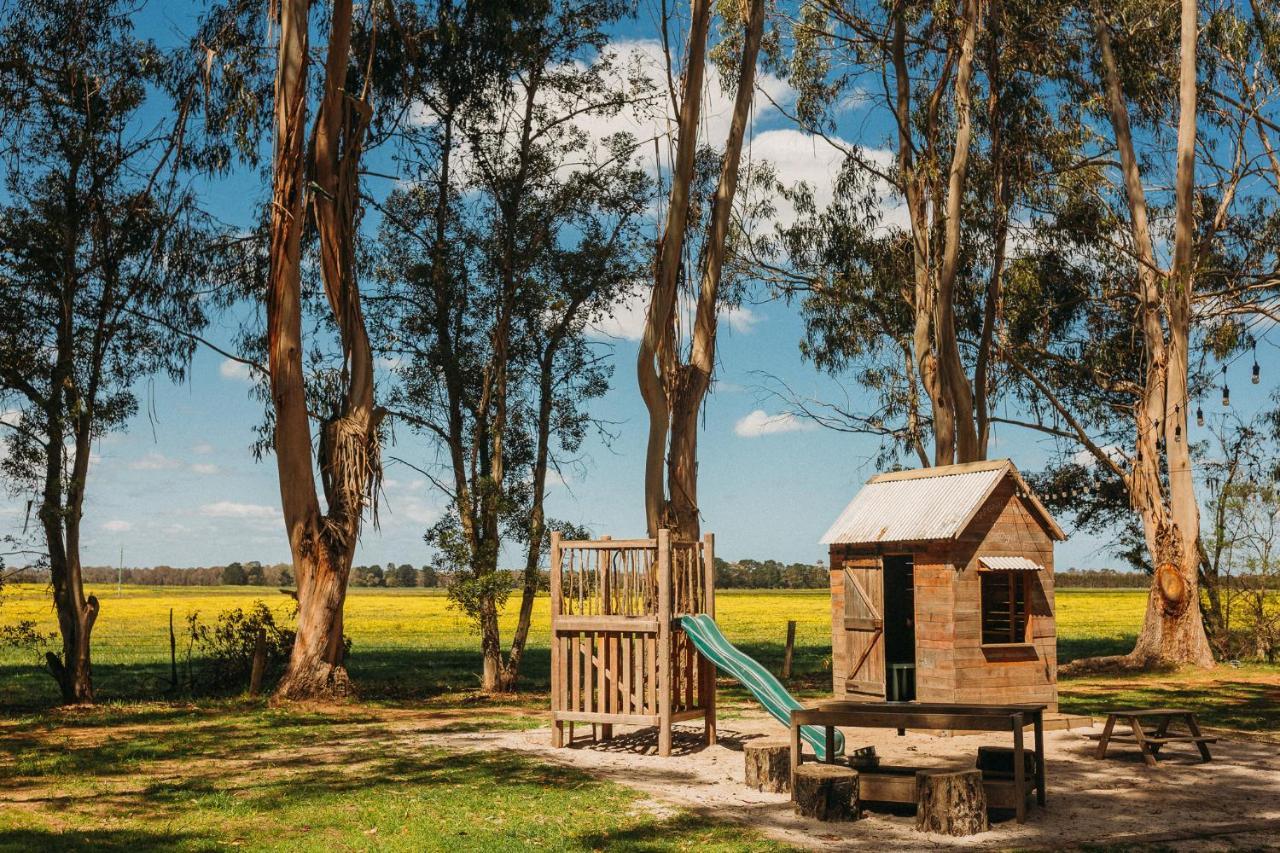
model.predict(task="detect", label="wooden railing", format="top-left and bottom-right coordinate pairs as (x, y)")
top-left (549, 529), bottom-right (716, 756)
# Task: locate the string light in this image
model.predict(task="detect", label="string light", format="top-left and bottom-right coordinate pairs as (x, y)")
top-left (1222, 365), bottom-right (1230, 407)
top-left (1252, 342), bottom-right (1260, 385)
top-left (1196, 402), bottom-right (1204, 427)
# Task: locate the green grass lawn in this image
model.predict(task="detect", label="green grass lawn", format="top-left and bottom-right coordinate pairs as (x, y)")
top-left (0, 702), bottom-right (785, 852)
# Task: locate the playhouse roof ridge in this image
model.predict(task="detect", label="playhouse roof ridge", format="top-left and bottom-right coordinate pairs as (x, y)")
top-left (866, 458), bottom-right (1012, 484)
top-left (820, 458), bottom-right (1065, 545)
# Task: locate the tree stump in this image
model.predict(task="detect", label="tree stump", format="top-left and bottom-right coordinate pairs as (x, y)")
top-left (915, 769), bottom-right (988, 836)
top-left (744, 738), bottom-right (791, 793)
top-left (976, 745), bottom-right (1035, 780)
top-left (793, 764), bottom-right (859, 821)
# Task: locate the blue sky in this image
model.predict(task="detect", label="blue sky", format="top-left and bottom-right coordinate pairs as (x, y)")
top-left (2, 1), bottom-right (1276, 571)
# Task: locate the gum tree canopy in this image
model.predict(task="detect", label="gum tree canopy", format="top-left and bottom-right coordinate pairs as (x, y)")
top-left (0, 0), bottom-right (234, 703)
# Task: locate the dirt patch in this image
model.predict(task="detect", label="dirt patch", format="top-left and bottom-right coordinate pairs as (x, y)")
top-left (430, 712), bottom-right (1280, 851)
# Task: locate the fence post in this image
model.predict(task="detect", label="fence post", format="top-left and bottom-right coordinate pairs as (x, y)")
top-left (550, 531), bottom-right (564, 747)
top-left (248, 627), bottom-right (267, 697)
top-left (168, 608), bottom-right (178, 691)
top-left (657, 528), bottom-right (672, 757)
top-left (782, 620), bottom-right (797, 680)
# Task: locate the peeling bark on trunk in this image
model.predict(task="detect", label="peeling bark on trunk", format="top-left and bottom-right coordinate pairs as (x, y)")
top-left (891, 0), bottom-right (983, 467)
top-left (639, 0), bottom-right (764, 539)
top-left (269, 0), bottom-right (382, 701)
top-left (1083, 0), bottom-right (1214, 670)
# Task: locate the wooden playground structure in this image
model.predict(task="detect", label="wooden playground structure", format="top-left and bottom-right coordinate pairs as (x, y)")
top-left (549, 530), bottom-right (716, 756)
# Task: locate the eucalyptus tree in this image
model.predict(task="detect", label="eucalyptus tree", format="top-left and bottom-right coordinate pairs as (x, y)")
top-left (749, 0), bottom-right (1086, 467)
top-left (637, 0), bottom-right (765, 539)
top-left (0, 0), bottom-right (235, 702)
top-left (999, 0), bottom-right (1280, 668)
top-left (369, 0), bottom-right (650, 692)
top-left (256, 0), bottom-right (386, 699)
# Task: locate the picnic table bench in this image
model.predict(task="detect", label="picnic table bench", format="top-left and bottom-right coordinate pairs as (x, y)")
top-left (790, 701), bottom-right (1046, 823)
top-left (1091, 708), bottom-right (1216, 766)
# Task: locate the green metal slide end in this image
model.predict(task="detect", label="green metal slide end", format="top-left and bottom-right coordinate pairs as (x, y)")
top-left (678, 614), bottom-right (845, 761)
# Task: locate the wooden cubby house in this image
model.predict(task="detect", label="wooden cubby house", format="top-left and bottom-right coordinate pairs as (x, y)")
top-left (549, 530), bottom-right (716, 756)
top-left (821, 460), bottom-right (1065, 709)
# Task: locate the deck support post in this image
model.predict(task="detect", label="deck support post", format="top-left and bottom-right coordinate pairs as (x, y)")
top-left (702, 532), bottom-right (716, 746)
top-left (657, 528), bottom-right (672, 757)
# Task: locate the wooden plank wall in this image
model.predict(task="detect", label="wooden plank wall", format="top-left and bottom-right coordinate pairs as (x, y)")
top-left (912, 544), bottom-right (957, 702)
top-left (824, 474), bottom-right (1059, 709)
top-left (950, 478), bottom-right (1058, 710)
top-left (554, 627), bottom-right (662, 724)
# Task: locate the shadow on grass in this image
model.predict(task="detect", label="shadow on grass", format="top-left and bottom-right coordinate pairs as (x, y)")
top-left (3, 719), bottom-right (777, 852)
top-left (1057, 635), bottom-right (1137, 663)
top-left (0, 828), bottom-right (215, 853)
top-left (2, 640), bottom-right (835, 714)
top-left (1059, 676), bottom-right (1280, 731)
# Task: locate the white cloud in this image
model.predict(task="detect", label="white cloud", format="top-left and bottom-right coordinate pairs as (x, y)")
top-left (723, 305), bottom-right (761, 334)
top-left (591, 290), bottom-right (650, 341)
top-left (219, 359), bottom-right (253, 382)
top-left (101, 519), bottom-right (133, 533)
top-left (1072, 445), bottom-right (1123, 468)
top-left (589, 291), bottom-right (763, 342)
top-left (399, 499), bottom-right (439, 525)
top-left (130, 452), bottom-right (182, 471)
top-left (733, 409), bottom-right (817, 438)
top-left (190, 463), bottom-right (220, 475)
top-left (201, 501), bottom-right (279, 520)
top-left (192, 442), bottom-right (214, 455)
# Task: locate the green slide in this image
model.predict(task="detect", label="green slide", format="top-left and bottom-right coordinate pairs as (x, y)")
top-left (680, 613), bottom-right (844, 762)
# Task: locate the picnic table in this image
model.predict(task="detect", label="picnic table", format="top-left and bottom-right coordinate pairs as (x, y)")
top-left (1093, 708), bottom-right (1216, 766)
top-left (789, 701), bottom-right (1046, 823)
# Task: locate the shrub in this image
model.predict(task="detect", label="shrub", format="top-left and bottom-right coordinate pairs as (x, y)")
top-left (185, 601), bottom-right (297, 692)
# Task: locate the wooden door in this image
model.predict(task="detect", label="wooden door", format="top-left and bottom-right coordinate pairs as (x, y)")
top-left (843, 557), bottom-right (886, 699)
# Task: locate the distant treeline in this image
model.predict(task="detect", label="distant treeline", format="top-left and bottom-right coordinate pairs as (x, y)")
top-left (14, 561), bottom-right (1198, 592)
top-left (1054, 569), bottom-right (1150, 588)
top-left (7, 562), bottom-right (448, 589)
top-left (7, 557), bottom-right (832, 590)
top-left (713, 558), bottom-right (828, 589)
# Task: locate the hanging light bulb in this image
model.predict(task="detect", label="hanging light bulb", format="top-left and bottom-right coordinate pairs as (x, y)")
top-left (1196, 404), bottom-right (1204, 427)
top-left (1223, 365), bottom-right (1230, 407)
top-left (1174, 424), bottom-right (1182, 443)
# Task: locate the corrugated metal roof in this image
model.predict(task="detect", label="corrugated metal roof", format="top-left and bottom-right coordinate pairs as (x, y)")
top-left (979, 556), bottom-right (1044, 571)
top-left (819, 461), bottom-right (1010, 545)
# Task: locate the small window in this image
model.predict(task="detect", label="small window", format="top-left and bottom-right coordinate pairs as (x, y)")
top-left (980, 571), bottom-right (1030, 645)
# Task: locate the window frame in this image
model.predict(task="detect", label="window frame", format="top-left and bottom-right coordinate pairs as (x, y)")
top-left (978, 568), bottom-right (1034, 648)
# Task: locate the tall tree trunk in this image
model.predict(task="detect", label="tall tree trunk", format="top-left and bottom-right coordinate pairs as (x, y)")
top-left (892, 0), bottom-right (982, 467)
top-left (498, 310), bottom-right (578, 692)
top-left (640, 0), bottom-right (764, 539)
top-left (269, 0), bottom-right (383, 700)
top-left (42, 176), bottom-right (97, 704)
top-left (934, 0), bottom-right (980, 464)
top-left (41, 422), bottom-right (97, 704)
top-left (639, 0), bottom-right (713, 538)
top-left (974, 0), bottom-right (1007, 459)
top-left (1091, 0), bottom-right (1214, 669)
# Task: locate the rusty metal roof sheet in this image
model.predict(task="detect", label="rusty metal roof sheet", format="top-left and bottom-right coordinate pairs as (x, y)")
top-left (819, 459), bottom-right (1064, 544)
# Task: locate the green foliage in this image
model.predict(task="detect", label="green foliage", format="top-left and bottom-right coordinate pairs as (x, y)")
top-left (185, 602), bottom-right (303, 692)
top-left (220, 563), bottom-right (248, 586)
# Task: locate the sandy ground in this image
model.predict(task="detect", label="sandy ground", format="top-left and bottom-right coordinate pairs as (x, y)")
top-left (434, 713), bottom-right (1280, 851)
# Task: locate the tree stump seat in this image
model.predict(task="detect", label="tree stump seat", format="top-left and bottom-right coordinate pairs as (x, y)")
top-left (744, 738), bottom-right (791, 793)
top-left (793, 763), bottom-right (860, 822)
top-left (915, 768), bottom-right (988, 836)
